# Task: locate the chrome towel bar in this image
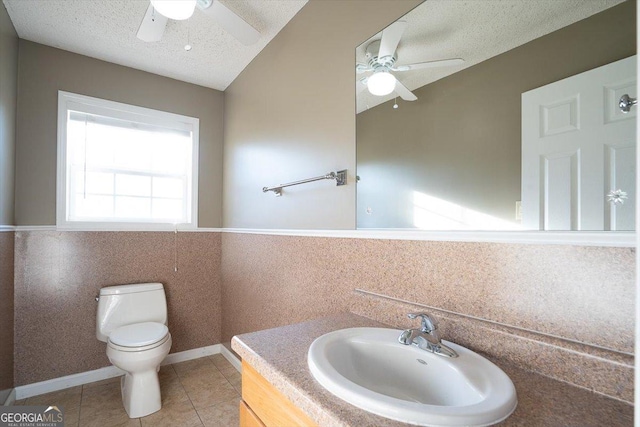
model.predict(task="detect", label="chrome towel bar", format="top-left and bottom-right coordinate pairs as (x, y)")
top-left (263, 170), bottom-right (347, 196)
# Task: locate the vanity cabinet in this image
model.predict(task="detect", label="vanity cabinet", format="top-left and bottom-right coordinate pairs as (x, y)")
top-left (239, 401), bottom-right (265, 427)
top-left (240, 361), bottom-right (317, 427)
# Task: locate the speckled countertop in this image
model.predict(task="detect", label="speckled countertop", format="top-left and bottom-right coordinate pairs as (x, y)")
top-left (231, 313), bottom-right (633, 427)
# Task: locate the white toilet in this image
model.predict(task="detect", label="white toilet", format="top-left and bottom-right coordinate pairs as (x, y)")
top-left (96, 282), bottom-right (172, 418)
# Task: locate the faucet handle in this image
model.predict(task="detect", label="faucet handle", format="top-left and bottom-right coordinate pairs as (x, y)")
top-left (407, 312), bottom-right (438, 333)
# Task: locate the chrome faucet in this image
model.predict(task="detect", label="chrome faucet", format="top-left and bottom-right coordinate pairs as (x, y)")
top-left (398, 312), bottom-right (458, 358)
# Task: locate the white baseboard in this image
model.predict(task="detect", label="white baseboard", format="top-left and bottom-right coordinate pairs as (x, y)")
top-left (15, 365), bottom-right (125, 400)
top-left (220, 345), bottom-right (241, 372)
top-left (15, 344), bottom-right (224, 400)
top-left (162, 344), bottom-right (222, 365)
top-left (2, 388), bottom-right (15, 406)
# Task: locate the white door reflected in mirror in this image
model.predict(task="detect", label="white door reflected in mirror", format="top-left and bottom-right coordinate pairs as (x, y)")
top-left (521, 55), bottom-right (636, 231)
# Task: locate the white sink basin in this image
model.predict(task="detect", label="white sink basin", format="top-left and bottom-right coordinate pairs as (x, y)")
top-left (308, 327), bottom-right (517, 426)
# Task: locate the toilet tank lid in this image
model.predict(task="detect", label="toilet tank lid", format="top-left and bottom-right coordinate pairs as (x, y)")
top-left (100, 283), bottom-right (164, 296)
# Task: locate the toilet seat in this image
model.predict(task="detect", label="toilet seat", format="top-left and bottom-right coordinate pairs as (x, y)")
top-left (108, 322), bottom-right (169, 352)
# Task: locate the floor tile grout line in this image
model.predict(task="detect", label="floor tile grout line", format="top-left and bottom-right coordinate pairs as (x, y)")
top-left (173, 358), bottom-right (241, 420)
top-left (31, 356), bottom-right (240, 427)
top-left (210, 356), bottom-right (238, 381)
top-left (192, 404), bottom-right (206, 427)
top-left (172, 363), bottom-right (206, 427)
top-left (211, 358), bottom-right (242, 395)
top-left (172, 362), bottom-right (207, 426)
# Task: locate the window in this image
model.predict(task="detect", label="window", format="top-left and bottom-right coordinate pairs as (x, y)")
top-left (57, 91), bottom-right (199, 229)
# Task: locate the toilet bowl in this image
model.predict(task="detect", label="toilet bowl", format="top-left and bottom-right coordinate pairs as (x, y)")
top-left (96, 283), bottom-right (172, 418)
top-left (106, 322), bottom-right (172, 418)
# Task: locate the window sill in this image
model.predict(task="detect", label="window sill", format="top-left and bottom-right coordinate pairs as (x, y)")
top-left (54, 222), bottom-right (199, 232)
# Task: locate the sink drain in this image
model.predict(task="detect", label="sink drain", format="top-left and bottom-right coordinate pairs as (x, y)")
top-left (417, 359), bottom-right (427, 365)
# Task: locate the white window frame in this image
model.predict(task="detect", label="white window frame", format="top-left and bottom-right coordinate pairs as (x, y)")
top-left (57, 91), bottom-right (199, 230)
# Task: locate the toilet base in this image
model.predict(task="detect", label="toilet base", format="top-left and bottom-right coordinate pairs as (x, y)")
top-left (121, 370), bottom-right (161, 418)
top-left (106, 334), bottom-right (172, 419)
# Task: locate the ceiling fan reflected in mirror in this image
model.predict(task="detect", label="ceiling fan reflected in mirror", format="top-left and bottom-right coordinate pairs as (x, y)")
top-left (137, 0), bottom-right (260, 46)
top-left (357, 20), bottom-right (465, 101)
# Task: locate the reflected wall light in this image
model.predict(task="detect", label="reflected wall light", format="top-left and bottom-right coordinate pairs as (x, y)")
top-left (367, 71), bottom-right (396, 96)
top-left (150, 0), bottom-right (197, 20)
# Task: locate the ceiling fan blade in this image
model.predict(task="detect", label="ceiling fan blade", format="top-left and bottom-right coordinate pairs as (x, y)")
top-left (357, 79), bottom-right (368, 94)
top-left (356, 63), bottom-right (371, 74)
top-left (394, 58), bottom-right (465, 72)
top-left (200, 0), bottom-right (260, 45)
top-left (378, 20), bottom-right (408, 59)
top-left (136, 4), bottom-right (168, 42)
top-left (394, 80), bottom-right (417, 101)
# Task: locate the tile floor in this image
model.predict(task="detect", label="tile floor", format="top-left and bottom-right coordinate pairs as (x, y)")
top-left (14, 354), bottom-right (242, 427)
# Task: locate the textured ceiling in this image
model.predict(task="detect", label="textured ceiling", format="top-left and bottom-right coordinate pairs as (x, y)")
top-left (3, 0), bottom-right (307, 90)
top-left (356, 0), bottom-right (625, 113)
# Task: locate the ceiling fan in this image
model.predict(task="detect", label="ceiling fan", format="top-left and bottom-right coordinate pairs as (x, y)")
top-left (356, 21), bottom-right (464, 101)
top-left (137, 0), bottom-right (260, 46)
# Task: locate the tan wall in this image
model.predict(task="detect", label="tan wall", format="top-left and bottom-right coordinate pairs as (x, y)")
top-left (0, 2), bottom-right (17, 226)
top-left (14, 230), bottom-right (222, 386)
top-left (223, 0), bottom-right (421, 229)
top-left (15, 41), bottom-right (224, 227)
top-left (357, 1), bottom-right (636, 228)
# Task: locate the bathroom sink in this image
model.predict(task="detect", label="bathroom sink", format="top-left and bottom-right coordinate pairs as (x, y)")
top-left (308, 327), bottom-right (517, 426)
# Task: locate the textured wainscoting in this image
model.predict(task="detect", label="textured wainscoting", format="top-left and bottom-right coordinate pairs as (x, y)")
top-left (221, 234), bottom-right (355, 341)
top-left (221, 233), bottom-right (635, 402)
top-left (13, 230), bottom-right (222, 386)
top-left (0, 231), bottom-right (15, 399)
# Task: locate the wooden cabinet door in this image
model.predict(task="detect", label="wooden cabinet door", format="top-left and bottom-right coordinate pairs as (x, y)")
top-left (241, 361), bottom-right (317, 427)
top-left (240, 401), bottom-right (266, 427)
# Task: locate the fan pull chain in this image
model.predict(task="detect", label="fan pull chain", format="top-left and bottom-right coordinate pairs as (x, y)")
top-left (173, 226), bottom-right (178, 273)
top-left (185, 19), bottom-right (192, 51)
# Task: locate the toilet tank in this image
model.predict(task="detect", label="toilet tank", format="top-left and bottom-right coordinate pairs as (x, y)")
top-left (96, 283), bottom-right (168, 342)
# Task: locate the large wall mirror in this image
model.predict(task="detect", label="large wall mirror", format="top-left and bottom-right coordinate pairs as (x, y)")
top-left (355, 0), bottom-right (637, 232)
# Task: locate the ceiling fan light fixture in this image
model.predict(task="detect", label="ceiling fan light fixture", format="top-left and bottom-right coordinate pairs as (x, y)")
top-left (150, 0), bottom-right (197, 20)
top-left (367, 71), bottom-right (396, 96)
